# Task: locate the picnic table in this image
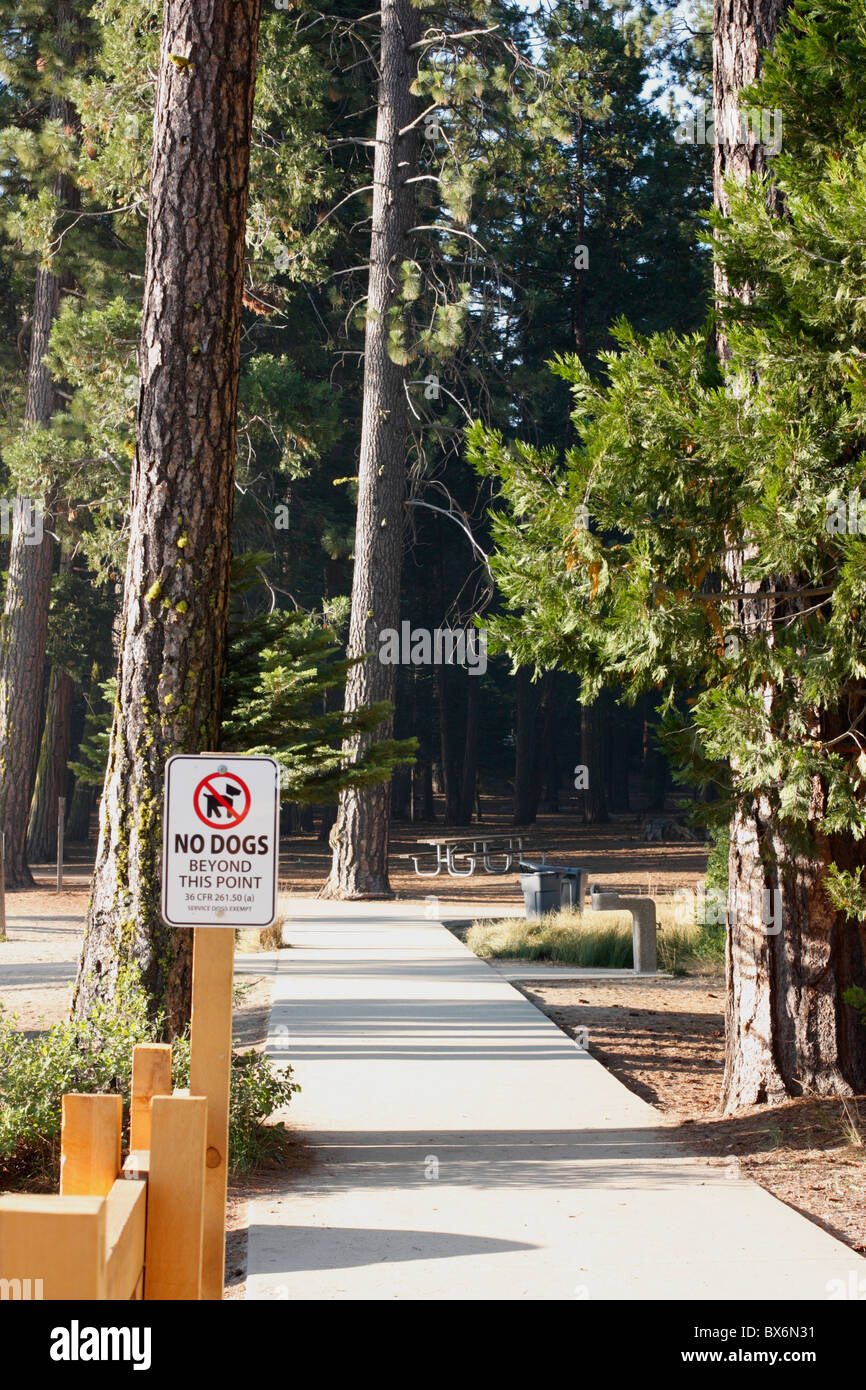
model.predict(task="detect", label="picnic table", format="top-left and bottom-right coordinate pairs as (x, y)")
top-left (407, 831), bottom-right (542, 879)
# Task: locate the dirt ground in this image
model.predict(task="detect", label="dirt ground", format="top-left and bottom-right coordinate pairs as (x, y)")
top-left (281, 808), bottom-right (709, 905)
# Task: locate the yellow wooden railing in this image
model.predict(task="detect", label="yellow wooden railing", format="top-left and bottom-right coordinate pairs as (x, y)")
top-left (0, 1043), bottom-right (212, 1300)
top-left (0, 927), bottom-right (235, 1302)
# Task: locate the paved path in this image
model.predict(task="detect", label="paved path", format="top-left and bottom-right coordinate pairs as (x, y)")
top-left (246, 899), bottom-right (864, 1301)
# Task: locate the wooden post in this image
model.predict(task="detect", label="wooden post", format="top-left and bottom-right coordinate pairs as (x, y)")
top-left (60, 1093), bottom-right (122, 1197)
top-left (105, 1178), bottom-right (147, 1301)
top-left (56, 795), bottom-right (65, 893)
top-left (0, 1194), bottom-right (106, 1299)
top-left (0, 830), bottom-right (5, 942)
top-left (189, 927), bottom-right (234, 1301)
top-left (130, 1042), bottom-right (173, 1151)
top-left (144, 1094), bottom-right (207, 1300)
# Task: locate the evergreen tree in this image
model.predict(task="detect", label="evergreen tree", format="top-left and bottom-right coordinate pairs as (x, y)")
top-left (472, 0), bottom-right (866, 1110)
top-left (74, 0), bottom-right (264, 1034)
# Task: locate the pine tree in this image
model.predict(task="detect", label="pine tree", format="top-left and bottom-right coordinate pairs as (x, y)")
top-left (473, 0), bottom-right (866, 1110)
top-left (0, 0), bottom-right (88, 887)
top-left (73, 0), bottom-right (264, 1035)
top-left (222, 601), bottom-right (416, 803)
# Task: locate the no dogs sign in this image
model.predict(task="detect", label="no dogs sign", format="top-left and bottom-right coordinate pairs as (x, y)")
top-left (161, 754), bottom-right (280, 927)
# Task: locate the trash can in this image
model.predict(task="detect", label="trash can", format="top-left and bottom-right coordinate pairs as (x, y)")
top-left (520, 862), bottom-right (585, 912)
top-left (559, 869), bottom-right (584, 910)
top-left (519, 869), bottom-right (563, 920)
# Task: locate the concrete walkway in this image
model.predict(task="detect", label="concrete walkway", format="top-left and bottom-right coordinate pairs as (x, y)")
top-left (245, 899), bottom-right (865, 1300)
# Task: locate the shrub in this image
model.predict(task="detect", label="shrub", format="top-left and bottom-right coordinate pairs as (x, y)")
top-left (0, 973), bottom-right (299, 1186)
top-left (466, 906), bottom-right (722, 974)
top-left (705, 823), bottom-right (730, 894)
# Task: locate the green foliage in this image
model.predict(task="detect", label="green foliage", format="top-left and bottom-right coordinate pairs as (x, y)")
top-left (0, 972), bottom-right (172, 1183)
top-left (68, 674), bottom-right (114, 788)
top-left (690, 918), bottom-right (727, 967)
top-left (222, 552), bottom-right (417, 801)
top-left (223, 1049), bottom-right (300, 1173)
top-left (222, 601), bottom-right (417, 802)
top-left (474, 0), bottom-right (866, 895)
top-left (0, 973), bottom-right (300, 1185)
top-left (826, 865), bottom-right (866, 921)
top-left (705, 823), bottom-right (730, 894)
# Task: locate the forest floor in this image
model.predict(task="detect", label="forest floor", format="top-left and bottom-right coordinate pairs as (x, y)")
top-left (1, 809), bottom-right (864, 1274)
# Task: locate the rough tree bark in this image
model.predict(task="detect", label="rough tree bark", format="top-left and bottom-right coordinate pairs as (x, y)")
top-left (713, 0), bottom-right (866, 1108)
top-left (73, 0), bottom-right (263, 1034)
top-left (27, 545), bottom-right (75, 862)
top-left (27, 662), bottom-right (74, 862)
top-left (323, 0), bottom-right (421, 897)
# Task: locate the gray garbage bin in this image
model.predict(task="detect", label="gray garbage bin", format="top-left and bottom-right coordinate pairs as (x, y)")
top-left (519, 868), bottom-right (563, 919)
top-left (520, 861), bottom-right (585, 912)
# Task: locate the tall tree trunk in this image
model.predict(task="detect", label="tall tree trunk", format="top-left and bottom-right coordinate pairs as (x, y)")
top-left (711, 0), bottom-right (866, 1109)
top-left (433, 520), bottom-right (459, 823)
top-left (457, 671), bottom-right (479, 826)
top-left (542, 676), bottom-right (560, 813)
top-left (323, 0), bottom-right (421, 897)
top-left (27, 544), bottom-right (75, 862)
top-left (641, 706), bottom-right (667, 811)
top-left (66, 779), bottom-right (95, 843)
top-left (27, 663), bottom-right (74, 862)
top-left (580, 700), bottom-right (609, 824)
top-left (606, 698), bottom-right (630, 813)
top-left (435, 662), bottom-right (459, 823)
top-left (0, 0), bottom-right (81, 886)
top-left (512, 666), bottom-right (535, 825)
top-left (73, 0), bottom-right (263, 1035)
top-left (529, 673), bottom-right (554, 815)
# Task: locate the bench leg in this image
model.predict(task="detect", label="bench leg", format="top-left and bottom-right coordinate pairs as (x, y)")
top-left (411, 858), bottom-right (442, 879)
top-left (445, 847), bottom-right (476, 877)
top-left (482, 853), bottom-right (513, 875)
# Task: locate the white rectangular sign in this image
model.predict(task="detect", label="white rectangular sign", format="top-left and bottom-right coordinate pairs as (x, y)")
top-left (161, 754), bottom-right (280, 928)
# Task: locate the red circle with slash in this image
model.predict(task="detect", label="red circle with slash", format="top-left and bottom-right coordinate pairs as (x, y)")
top-left (193, 771), bottom-right (251, 829)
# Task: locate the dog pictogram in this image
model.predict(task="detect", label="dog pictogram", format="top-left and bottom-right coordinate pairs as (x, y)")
top-left (193, 771), bottom-right (251, 829)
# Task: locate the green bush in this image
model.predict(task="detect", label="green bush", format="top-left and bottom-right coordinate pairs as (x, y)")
top-left (705, 823), bottom-right (730, 895)
top-left (0, 974), bottom-right (299, 1186)
top-left (689, 920), bottom-right (726, 967)
top-left (226, 1049), bottom-right (300, 1172)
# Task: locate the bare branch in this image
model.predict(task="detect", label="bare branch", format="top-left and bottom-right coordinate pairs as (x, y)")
top-left (407, 25), bottom-right (499, 52)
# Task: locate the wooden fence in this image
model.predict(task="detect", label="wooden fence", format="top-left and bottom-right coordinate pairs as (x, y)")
top-left (0, 1043), bottom-right (212, 1299)
top-left (0, 928), bottom-right (234, 1301)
